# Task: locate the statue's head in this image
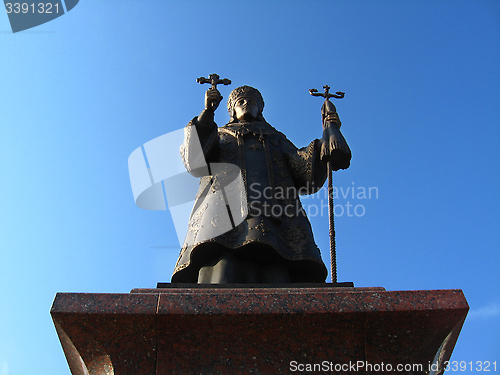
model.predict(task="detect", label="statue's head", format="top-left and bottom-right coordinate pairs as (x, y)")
top-left (227, 86), bottom-right (265, 123)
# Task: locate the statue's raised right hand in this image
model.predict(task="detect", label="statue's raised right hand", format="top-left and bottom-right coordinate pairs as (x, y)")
top-left (205, 88), bottom-right (222, 112)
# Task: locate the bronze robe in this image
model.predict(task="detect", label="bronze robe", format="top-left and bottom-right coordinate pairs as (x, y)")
top-left (172, 117), bottom-right (328, 282)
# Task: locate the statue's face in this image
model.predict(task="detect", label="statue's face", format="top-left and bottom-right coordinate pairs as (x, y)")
top-left (234, 97), bottom-right (259, 121)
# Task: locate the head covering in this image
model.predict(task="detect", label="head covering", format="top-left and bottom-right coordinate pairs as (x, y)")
top-left (227, 86), bottom-right (265, 122)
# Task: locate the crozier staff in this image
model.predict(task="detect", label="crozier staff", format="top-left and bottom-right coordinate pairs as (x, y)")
top-left (310, 85), bottom-right (352, 282)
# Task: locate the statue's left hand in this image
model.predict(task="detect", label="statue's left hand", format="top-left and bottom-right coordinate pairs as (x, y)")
top-left (323, 111), bottom-right (341, 129)
top-left (321, 115), bottom-right (351, 170)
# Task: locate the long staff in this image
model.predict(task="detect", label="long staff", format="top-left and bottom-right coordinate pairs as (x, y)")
top-left (327, 162), bottom-right (337, 283)
top-left (309, 85), bottom-right (345, 283)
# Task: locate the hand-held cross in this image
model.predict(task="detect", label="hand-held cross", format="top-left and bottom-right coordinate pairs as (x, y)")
top-left (196, 73), bottom-right (232, 90)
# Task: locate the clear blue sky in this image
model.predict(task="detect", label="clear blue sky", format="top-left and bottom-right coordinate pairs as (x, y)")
top-left (0, 1), bottom-right (499, 373)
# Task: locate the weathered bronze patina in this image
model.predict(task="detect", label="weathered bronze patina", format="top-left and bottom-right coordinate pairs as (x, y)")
top-left (171, 76), bottom-right (351, 283)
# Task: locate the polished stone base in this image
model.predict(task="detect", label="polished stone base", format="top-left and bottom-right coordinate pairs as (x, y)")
top-left (51, 286), bottom-right (468, 375)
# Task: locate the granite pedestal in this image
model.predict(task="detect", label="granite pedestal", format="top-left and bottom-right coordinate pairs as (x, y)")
top-left (51, 286), bottom-right (468, 374)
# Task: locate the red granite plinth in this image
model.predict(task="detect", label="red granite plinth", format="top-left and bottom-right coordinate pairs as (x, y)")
top-left (51, 287), bottom-right (468, 375)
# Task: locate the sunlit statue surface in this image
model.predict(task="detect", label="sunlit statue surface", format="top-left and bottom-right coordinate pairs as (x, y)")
top-left (172, 79), bottom-right (350, 284)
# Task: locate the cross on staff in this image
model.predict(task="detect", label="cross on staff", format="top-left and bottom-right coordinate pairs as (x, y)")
top-left (196, 73), bottom-right (231, 90)
top-left (310, 84), bottom-right (345, 284)
top-left (309, 85), bottom-right (344, 100)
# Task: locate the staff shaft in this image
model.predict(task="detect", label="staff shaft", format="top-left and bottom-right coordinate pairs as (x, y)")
top-left (327, 161), bottom-right (337, 283)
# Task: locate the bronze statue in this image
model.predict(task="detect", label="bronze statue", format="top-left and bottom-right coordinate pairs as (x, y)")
top-left (171, 75), bottom-right (351, 283)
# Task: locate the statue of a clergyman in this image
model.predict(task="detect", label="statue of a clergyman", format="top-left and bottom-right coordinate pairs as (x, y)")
top-left (171, 82), bottom-right (351, 283)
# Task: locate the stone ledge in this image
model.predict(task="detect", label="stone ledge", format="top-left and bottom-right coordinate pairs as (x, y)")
top-left (51, 287), bottom-right (468, 374)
